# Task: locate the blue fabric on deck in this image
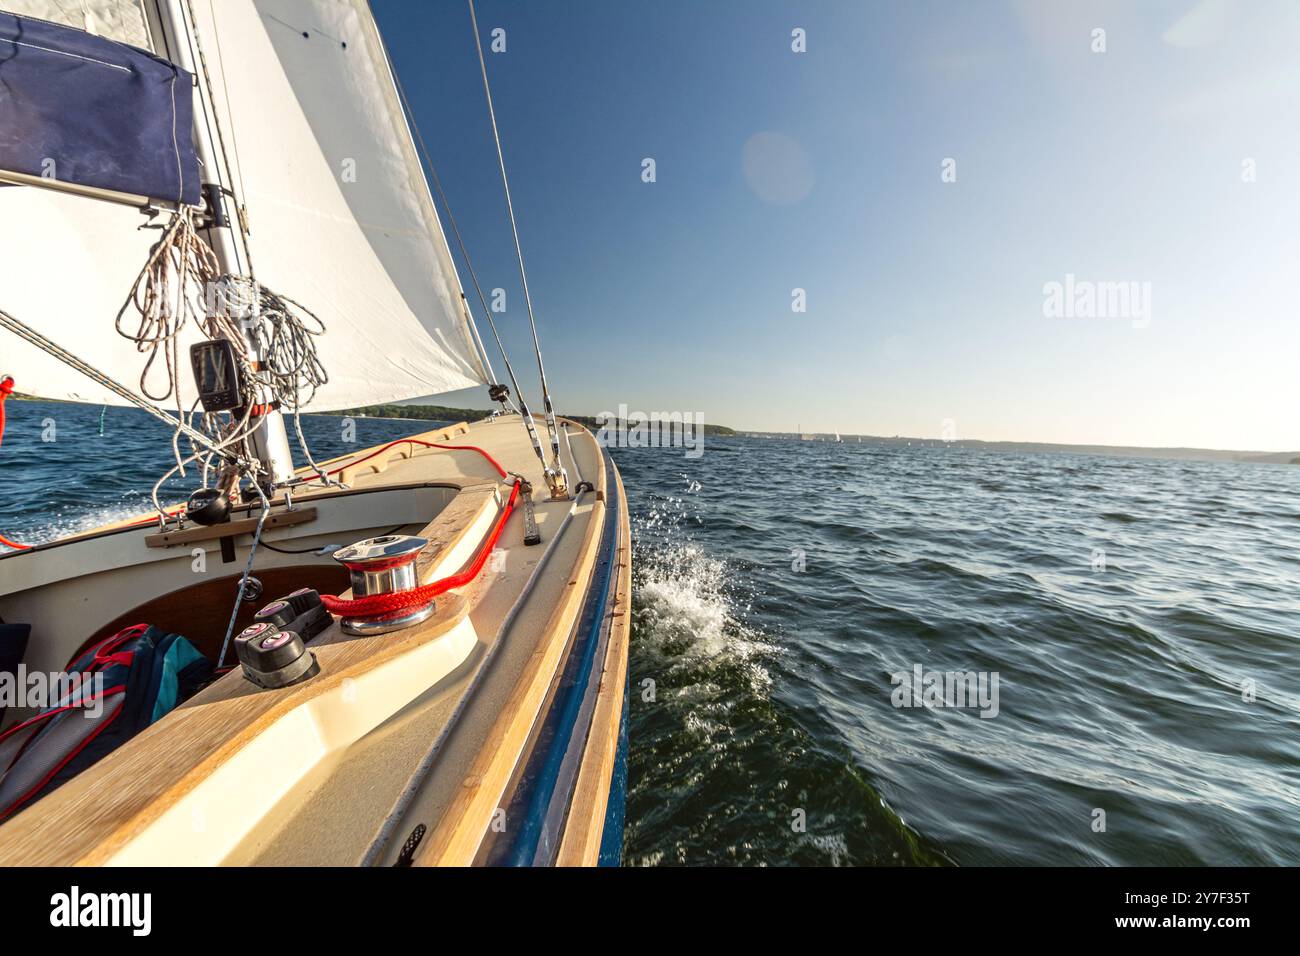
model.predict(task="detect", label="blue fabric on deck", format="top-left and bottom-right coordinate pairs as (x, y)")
top-left (0, 12), bottom-right (200, 204)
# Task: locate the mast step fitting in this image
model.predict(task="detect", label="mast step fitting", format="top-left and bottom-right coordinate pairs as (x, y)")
top-left (331, 534), bottom-right (435, 635)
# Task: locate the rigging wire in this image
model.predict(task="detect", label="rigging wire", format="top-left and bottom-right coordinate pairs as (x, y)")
top-left (216, 479), bottom-right (272, 670)
top-left (467, 0), bottom-right (568, 495)
top-left (186, 0), bottom-right (254, 266)
top-left (386, 47), bottom-right (550, 473)
top-left (1, 305), bottom-right (236, 460)
top-left (391, 70), bottom-right (501, 387)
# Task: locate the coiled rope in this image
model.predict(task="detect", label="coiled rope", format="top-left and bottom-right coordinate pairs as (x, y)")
top-left (316, 439), bottom-right (518, 618)
top-left (115, 206), bottom-right (224, 406)
top-left (111, 208), bottom-right (341, 501)
top-left (3, 203), bottom-right (338, 539)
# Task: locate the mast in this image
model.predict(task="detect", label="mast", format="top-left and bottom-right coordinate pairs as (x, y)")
top-left (157, 0), bottom-right (296, 489)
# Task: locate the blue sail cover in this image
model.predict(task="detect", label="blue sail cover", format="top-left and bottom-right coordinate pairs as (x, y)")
top-left (0, 12), bottom-right (200, 204)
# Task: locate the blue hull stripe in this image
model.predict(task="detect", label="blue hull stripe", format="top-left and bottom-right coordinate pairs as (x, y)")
top-left (494, 447), bottom-right (623, 865)
top-left (597, 668), bottom-right (630, 866)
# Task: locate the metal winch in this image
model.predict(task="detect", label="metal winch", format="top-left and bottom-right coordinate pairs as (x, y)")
top-left (331, 534), bottom-right (434, 635)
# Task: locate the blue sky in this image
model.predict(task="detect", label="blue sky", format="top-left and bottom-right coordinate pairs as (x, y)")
top-left (375, 0), bottom-right (1300, 451)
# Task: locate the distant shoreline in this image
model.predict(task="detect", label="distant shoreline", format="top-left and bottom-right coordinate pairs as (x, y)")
top-left (742, 431), bottom-right (1300, 465)
top-left (324, 404), bottom-right (738, 437)
top-left (12, 394), bottom-right (1294, 463)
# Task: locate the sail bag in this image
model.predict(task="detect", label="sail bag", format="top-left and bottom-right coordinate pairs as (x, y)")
top-left (0, 624), bottom-right (212, 822)
top-left (0, 11), bottom-right (200, 203)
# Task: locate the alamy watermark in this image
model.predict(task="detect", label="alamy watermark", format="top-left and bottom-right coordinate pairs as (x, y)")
top-left (0, 669), bottom-right (106, 718)
top-left (891, 664), bottom-right (1000, 718)
top-left (595, 404), bottom-right (705, 459)
top-left (1043, 273), bottom-right (1150, 329)
top-left (50, 886), bottom-right (150, 936)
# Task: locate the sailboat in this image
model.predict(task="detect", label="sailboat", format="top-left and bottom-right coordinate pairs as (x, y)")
top-left (0, 1), bottom-right (630, 866)
top-left (834, 431), bottom-right (843, 444)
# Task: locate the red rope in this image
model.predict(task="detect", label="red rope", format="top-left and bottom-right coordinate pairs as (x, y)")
top-left (320, 477), bottom-right (521, 618)
top-left (317, 438), bottom-right (519, 615)
top-left (0, 376), bottom-right (31, 551)
top-left (0, 533), bottom-right (28, 551)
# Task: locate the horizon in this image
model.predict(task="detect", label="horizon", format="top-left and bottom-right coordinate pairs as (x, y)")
top-left (344, 397), bottom-right (1300, 458)
top-left (374, 395), bottom-right (1297, 457)
top-left (377, 1), bottom-right (1300, 452)
top-left (13, 391), bottom-right (1300, 457)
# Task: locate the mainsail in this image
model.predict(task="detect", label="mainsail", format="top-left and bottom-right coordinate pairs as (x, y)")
top-left (0, 1), bottom-right (488, 411)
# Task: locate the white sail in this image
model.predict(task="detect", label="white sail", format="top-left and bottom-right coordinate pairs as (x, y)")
top-left (0, 0), bottom-right (488, 410)
top-left (4, 0), bottom-right (155, 49)
top-left (0, 189), bottom-right (189, 405)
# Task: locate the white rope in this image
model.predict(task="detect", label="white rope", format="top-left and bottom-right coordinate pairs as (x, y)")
top-left (113, 209), bottom-right (262, 485)
top-left (114, 207), bottom-right (220, 405)
top-left (5, 201), bottom-right (339, 525)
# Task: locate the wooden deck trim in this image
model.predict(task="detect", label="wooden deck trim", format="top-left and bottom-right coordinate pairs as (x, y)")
top-left (143, 506), bottom-right (318, 548)
top-left (0, 478), bottom-right (505, 866)
top-left (414, 437), bottom-right (611, 866)
top-left (555, 465), bottom-right (632, 866)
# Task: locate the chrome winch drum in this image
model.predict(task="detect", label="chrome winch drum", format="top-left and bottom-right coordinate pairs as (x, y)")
top-left (331, 534), bottom-right (434, 635)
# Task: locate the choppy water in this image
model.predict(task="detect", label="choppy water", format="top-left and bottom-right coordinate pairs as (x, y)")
top-left (612, 435), bottom-right (1300, 866)
top-left (2, 402), bottom-right (1299, 865)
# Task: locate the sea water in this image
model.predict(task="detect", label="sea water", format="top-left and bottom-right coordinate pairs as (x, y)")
top-left (2, 402), bottom-right (1297, 865)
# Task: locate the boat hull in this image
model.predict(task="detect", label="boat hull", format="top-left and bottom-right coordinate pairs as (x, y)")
top-left (0, 416), bottom-right (630, 867)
